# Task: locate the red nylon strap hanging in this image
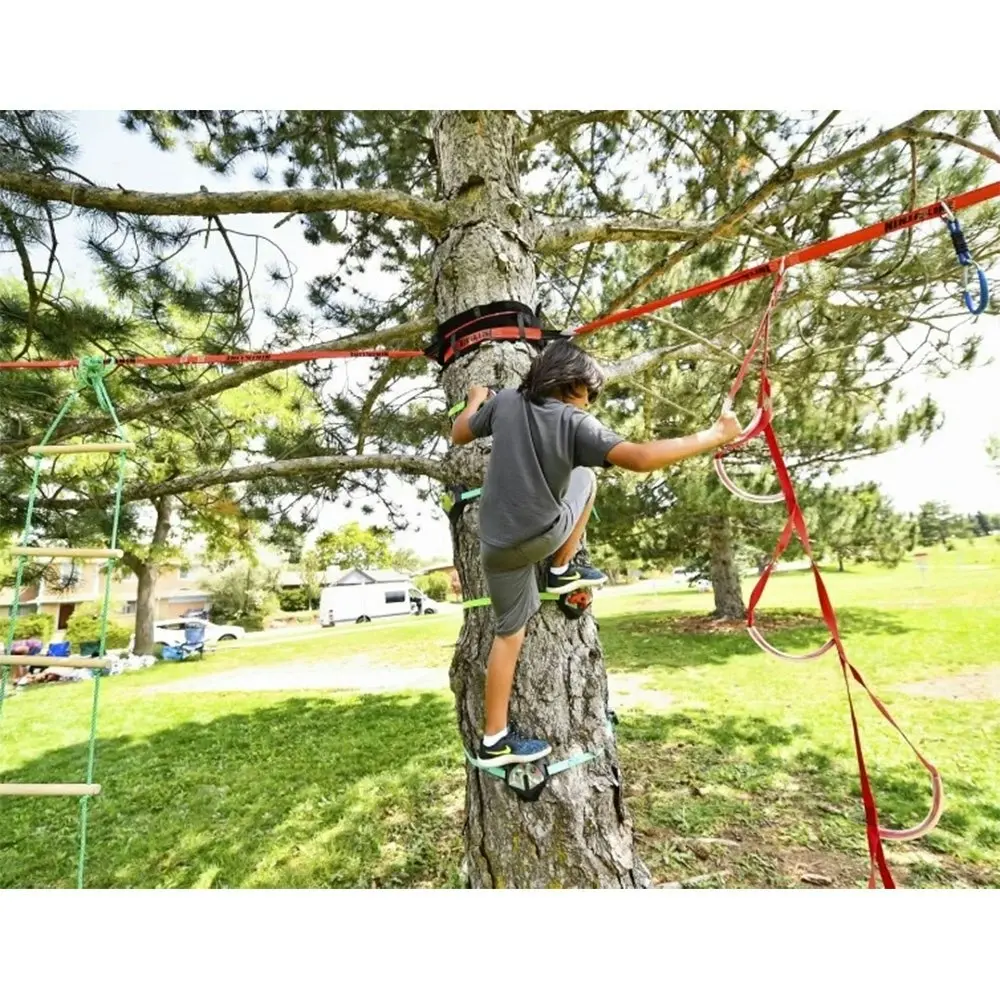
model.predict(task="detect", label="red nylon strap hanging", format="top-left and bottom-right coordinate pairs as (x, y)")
top-left (728, 276), bottom-right (944, 887)
top-left (573, 180), bottom-right (1000, 338)
top-left (724, 265), bottom-right (785, 403)
top-left (712, 273), bottom-right (786, 503)
top-left (0, 346), bottom-right (426, 371)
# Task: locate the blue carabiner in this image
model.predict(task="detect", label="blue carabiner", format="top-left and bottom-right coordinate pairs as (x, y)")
top-left (963, 263), bottom-right (990, 316)
top-left (941, 201), bottom-right (990, 315)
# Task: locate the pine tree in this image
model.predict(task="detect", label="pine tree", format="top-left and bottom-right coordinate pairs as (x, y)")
top-left (2, 110), bottom-right (998, 886)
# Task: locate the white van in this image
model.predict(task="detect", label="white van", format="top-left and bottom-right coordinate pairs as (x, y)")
top-left (319, 569), bottom-right (435, 626)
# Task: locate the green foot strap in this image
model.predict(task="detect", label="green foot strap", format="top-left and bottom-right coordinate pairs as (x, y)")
top-left (463, 592), bottom-right (561, 610)
top-left (462, 596), bottom-right (494, 609)
top-left (464, 748), bottom-right (507, 780)
top-left (464, 747), bottom-right (604, 801)
top-left (463, 590), bottom-right (592, 620)
top-left (546, 750), bottom-right (601, 776)
top-left (442, 485), bottom-right (598, 522)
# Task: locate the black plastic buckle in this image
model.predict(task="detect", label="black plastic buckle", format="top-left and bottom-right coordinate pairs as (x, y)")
top-left (441, 484), bottom-right (480, 526)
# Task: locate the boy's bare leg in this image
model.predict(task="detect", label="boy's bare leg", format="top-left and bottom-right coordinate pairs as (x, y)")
top-left (551, 475), bottom-right (597, 568)
top-left (483, 626), bottom-right (526, 736)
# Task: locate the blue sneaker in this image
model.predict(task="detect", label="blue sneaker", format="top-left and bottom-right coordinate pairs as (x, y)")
top-left (475, 728), bottom-right (551, 768)
top-left (545, 561), bottom-right (607, 595)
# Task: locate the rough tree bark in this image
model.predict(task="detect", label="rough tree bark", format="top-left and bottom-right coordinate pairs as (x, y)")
top-left (708, 513), bottom-right (746, 620)
top-left (122, 495), bottom-right (174, 655)
top-left (434, 111), bottom-right (649, 888)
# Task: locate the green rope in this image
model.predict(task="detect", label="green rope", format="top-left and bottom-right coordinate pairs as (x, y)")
top-left (0, 356), bottom-right (127, 888)
top-left (0, 389), bottom-right (80, 721)
top-left (75, 358), bottom-right (128, 889)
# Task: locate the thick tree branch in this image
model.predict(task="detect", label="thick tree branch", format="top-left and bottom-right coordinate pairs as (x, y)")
top-left (901, 126), bottom-right (1000, 165)
top-left (537, 215), bottom-right (708, 254)
top-left (32, 453), bottom-right (447, 509)
top-left (0, 171), bottom-right (448, 234)
top-left (0, 316), bottom-right (435, 455)
top-left (602, 343), bottom-right (713, 382)
top-left (520, 111), bottom-right (630, 151)
top-left (0, 204), bottom-right (38, 305)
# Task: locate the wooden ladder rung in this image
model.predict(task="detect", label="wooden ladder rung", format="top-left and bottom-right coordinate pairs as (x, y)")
top-left (9, 547), bottom-right (123, 560)
top-left (0, 654), bottom-right (109, 669)
top-left (28, 443), bottom-right (134, 456)
top-left (0, 783), bottom-right (101, 797)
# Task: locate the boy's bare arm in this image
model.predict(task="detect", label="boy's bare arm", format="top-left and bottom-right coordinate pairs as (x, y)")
top-left (450, 385), bottom-right (492, 446)
top-left (607, 412), bottom-right (742, 473)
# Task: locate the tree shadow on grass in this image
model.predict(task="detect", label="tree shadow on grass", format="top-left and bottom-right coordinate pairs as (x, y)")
top-left (617, 709), bottom-right (999, 888)
top-left (0, 693), bottom-right (465, 889)
top-left (4, 692), bottom-right (993, 890)
top-left (601, 607), bottom-right (912, 673)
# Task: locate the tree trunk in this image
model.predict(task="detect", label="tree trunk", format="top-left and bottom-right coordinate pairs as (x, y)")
top-left (435, 112), bottom-right (648, 888)
top-left (708, 513), bottom-right (745, 620)
top-left (129, 495), bottom-right (174, 655)
top-left (133, 563), bottom-right (160, 655)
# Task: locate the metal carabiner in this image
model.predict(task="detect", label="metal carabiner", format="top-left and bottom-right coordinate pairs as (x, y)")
top-left (963, 261), bottom-right (990, 316)
top-left (941, 201), bottom-right (989, 315)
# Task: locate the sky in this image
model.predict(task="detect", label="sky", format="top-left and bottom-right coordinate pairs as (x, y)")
top-left (2, 111), bottom-right (998, 564)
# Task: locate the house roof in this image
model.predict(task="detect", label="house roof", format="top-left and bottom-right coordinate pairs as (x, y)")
top-left (279, 567), bottom-right (341, 588)
top-left (335, 568), bottom-right (412, 585)
top-left (418, 563), bottom-right (456, 575)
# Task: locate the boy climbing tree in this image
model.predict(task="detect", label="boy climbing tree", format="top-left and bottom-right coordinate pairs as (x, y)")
top-left (451, 340), bottom-right (742, 766)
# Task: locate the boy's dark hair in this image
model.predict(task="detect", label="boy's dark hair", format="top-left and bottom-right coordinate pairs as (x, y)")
top-left (518, 339), bottom-right (605, 403)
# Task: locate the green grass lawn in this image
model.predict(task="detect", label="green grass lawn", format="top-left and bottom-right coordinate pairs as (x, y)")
top-left (2, 542), bottom-right (998, 888)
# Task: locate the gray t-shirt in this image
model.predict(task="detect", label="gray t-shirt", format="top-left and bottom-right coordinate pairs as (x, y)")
top-left (468, 389), bottom-right (623, 549)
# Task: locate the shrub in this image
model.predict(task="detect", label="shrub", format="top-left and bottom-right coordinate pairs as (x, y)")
top-left (65, 603), bottom-right (132, 652)
top-left (415, 572), bottom-right (451, 602)
top-left (1, 613), bottom-right (56, 644)
top-left (205, 562), bottom-right (281, 631)
top-left (236, 611), bottom-right (269, 632)
top-left (278, 586), bottom-right (310, 612)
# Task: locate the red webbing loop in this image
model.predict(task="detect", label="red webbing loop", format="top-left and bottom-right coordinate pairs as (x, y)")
top-left (714, 272), bottom-right (786, 503)
top-left (722, 279), bottom-right (944, 887)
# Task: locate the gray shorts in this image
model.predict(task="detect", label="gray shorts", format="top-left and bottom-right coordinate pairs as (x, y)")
top-left (480, 467), bottom-right (597, 637)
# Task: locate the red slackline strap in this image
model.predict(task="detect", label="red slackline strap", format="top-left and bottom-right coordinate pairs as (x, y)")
top-left (2, 182), bottom-right (997, 372)
top-left (573, 181), bottom-right (1000, 337)
top-left (0, 347), bottom-right (426, 371)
